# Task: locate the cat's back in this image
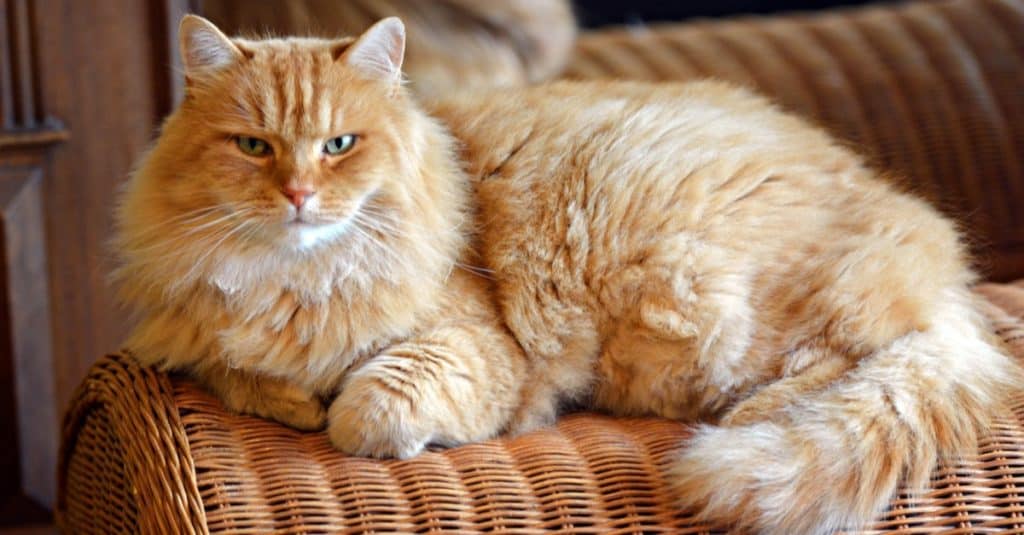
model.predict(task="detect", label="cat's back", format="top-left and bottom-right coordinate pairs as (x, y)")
top-left (430, 80), bottom-right (958, 263)
top-left (430, 80), bottom-right (969, 368)
top-left (428, 79), bottom-right (903, 268)
top-left (429, 80), bottom-right (852, 182)
top-left (429, 80), bottom-right (878, 249)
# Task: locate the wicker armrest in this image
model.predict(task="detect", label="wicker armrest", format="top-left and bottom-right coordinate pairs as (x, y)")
top-left (58, 354), bottom-right (206, 534)
top-left (58, 283), bottom-right (1024, 534)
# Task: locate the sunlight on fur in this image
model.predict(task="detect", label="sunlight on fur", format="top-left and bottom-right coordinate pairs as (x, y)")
top-left (111, 14), bottom-right (1023, 535)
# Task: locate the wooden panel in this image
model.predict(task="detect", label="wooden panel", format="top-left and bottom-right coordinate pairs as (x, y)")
top-left (7, 0), bottom-right (38, 127)
top-left (0, 167), bottom-right (57, 508)
top-left (0, 0), bottom-right (41, 129)
top-left (32, 0), bottom-right (184, 424)
top-left (0, 0), bottom-right (192, 521)
top-left (0, 0), bottom-right (13, 128)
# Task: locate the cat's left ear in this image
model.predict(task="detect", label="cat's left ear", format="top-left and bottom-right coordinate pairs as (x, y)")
top-left (336, 17), bottom-right (405, 85)
top-left (179, 15), bottom-right (244, 83)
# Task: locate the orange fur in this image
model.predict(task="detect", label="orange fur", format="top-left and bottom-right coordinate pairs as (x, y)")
top-left (113, 16), bottom-right (1022, 534)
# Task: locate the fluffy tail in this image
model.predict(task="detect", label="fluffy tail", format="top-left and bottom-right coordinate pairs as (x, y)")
top-left (672, 289), bottom-right (1021, 534)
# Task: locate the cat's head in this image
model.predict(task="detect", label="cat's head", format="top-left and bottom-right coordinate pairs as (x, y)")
top-left (115, 16), bottom-right (465, 299)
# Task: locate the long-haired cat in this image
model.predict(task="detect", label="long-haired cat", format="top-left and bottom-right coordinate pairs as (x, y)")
top-left (112, 15), bottom-right (1021, 534)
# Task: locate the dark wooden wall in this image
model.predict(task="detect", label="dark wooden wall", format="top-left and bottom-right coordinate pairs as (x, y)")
top-left (0, 0), bottom-right (190, 525)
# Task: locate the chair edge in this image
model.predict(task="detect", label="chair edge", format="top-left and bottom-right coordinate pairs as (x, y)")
top-left (57, 352), bottom-right (208, 535)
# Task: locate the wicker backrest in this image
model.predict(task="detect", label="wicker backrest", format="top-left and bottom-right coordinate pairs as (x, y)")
top-left (565, 0), bottom-right (1024, 281)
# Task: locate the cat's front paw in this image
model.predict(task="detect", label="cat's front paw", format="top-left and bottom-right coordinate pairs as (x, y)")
top-left (327, 375), bottom-right (433, 459)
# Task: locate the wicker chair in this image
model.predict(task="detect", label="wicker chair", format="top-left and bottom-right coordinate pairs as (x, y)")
top-left (59, 0), bottom-right (1024, 532)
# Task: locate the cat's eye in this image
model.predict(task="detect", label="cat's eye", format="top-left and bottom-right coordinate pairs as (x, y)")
top-left (323, 134), bottom-right (357, 156)
top-left (236, 136), bottom-right (271, 157)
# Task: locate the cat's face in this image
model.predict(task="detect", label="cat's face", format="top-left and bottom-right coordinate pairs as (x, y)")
top-left (162, 16), bottom-right (411, 251)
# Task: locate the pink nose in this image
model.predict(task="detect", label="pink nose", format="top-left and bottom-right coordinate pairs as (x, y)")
top-left (282, 185), bottom-right (316, 209)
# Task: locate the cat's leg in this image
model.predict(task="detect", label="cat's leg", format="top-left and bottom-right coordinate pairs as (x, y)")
top-left (327, 320), bottom-right (528, 459)
top-left (192, 360), bottom-right (327, 430)
top-left (496, 278), bottom-right (602, 436)
top-left (611, 237), bottom-right (759, 386)
top-left (588, 244), bottom-right (761, 419)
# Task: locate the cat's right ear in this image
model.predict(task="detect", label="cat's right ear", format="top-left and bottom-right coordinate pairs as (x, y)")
top-left (179, 15), bottom-right (243, 84)
top-left (336, 17), bottom-right (406, 86)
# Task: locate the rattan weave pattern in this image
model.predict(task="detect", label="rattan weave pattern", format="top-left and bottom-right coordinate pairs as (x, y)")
top-left (59, 354), bottom-right (207, 534)
top-left (565, 0), bottom-right (1024, 282)
top-left (58, 282), bottom-right (1024, 533)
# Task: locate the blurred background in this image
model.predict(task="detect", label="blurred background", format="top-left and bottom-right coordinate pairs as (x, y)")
top-left (3, 0), bottom-right (1021, 533)
top-left (575, 0), bottom-right (882, 26)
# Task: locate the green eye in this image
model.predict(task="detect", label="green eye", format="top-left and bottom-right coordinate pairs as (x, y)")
top-left (236, 136), bottom-right (270, 157)
top-left (324, 134), bottom-right (357, 155)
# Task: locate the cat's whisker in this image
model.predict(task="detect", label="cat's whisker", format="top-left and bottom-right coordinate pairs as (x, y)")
top-left (235, 223), bottom-right (266, 254)
top-left (178, 210), bottom-right (255, 236)
top-left (353, 202), bottom-right (402, 218)
top-left (181, 220), bottom-right (255, 282)
top-left (354, 208), bottom-right (406, 229)
top-left (349, 209), bottom-right (414, 240)
top-left (356, 204), bottom-right (463, 241)
top-left (350, 215), bottom-right (407, 241)
top-left (457, 262), bottom-right (494, 274)
top-left (136, 208), bottom-right (252, 265)
top-left (347, 218), bottom-right (416, 278)
top-left (348, 218), bottom-right (395, 256)
top-left (128, 204), bottom-right (251, 235)
top-left (131, 225), bottom-right (236, 269)
top-left (348, 211), bottom-right (395, 233)
top-left (453, 262), bottom-right (495, 280)
top-left (124, 207), bottom-right (228, 238)
top-left (125, 209), bottom-right (256, 255)
top-left (157, 205), bottom-right (224, 222)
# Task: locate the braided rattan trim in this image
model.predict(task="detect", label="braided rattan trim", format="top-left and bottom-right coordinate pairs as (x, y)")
top-left (58, 353), bottom-right (208, 535)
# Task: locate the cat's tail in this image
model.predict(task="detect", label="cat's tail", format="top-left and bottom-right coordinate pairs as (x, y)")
top-left (671, 287), bottom-right (1021, 535)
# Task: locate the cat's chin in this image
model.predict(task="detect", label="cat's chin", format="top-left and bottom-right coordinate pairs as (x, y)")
top-left (280, 220), bottom-right (351, 251)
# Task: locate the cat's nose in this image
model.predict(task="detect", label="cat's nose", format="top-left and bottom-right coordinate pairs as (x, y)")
top-left (281, 185), bottom-right (316, 209)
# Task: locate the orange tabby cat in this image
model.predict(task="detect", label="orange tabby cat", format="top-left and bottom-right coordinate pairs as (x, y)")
top-left (113, 15), bottom-right (1021, 534)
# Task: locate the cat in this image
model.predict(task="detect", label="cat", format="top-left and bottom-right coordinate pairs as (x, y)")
top-left (112, 15), bottom-right (1022, 535)
top-left (197, 0), bottom-right (576, 96)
